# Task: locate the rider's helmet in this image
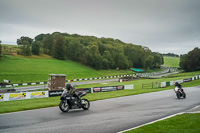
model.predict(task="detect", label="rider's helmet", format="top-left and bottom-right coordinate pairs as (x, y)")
top-left (175, 82), bottom-right (178, 86)
top-left (66, 83), bottom-right (72, 91)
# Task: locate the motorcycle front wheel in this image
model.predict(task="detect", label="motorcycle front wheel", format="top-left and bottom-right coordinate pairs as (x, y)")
top-left (59, 100), bottom-right (69, 112)
top-left (176, 92), bottom-right (181, 99)
top-left (81, 98), bottom-right (90, 110)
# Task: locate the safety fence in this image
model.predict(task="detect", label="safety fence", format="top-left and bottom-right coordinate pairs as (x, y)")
top-left (142, 82), bottom-right (161, 89)
top-left (0, 84), bottom-right (134, 102)
top-left (160, 75), bottom-right (200, 88)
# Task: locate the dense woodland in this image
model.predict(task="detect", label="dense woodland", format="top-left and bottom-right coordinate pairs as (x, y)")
top-left (180, 47), bottom-right (200, 72)
top-left (3, 32), bottom-right (165, 70)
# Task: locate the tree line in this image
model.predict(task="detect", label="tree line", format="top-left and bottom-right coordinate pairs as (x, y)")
top-left (162, 53), bottom-right (179, 57)
top-left (16, 32), bottom-right (164, 70)
top-left (180, 47), bottom-right (200, 72)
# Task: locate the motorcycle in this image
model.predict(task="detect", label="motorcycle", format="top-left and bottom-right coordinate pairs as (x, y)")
top-left (59, 89), bottom-right (90, 112)
top-left (174, 86), bottom-right (186, 99)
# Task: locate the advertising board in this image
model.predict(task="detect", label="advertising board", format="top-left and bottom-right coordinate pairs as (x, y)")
top-left (101, 86), bottom-right (117, 92)
top-left (77, 88), bottom-right (91, 93)
top-left (93, 85), bottom-right (124, 92)
top-left (49, 90), bottom-right (63, 97)
top-left (183, 78), bottom-right (191, 82)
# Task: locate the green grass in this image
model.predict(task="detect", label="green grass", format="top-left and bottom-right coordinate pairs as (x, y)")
top-left (163, 56), bottom-right (180, 68)
top-left (125, 113), bottom-right (200, 133)
top-left (0, 55), bottom-right (134, 83)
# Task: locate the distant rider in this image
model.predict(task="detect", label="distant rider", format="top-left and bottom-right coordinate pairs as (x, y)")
top-left (175, 82), bottom-right (183, 92)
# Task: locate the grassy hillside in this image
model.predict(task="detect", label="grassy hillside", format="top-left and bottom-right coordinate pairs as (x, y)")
top-left (163, 56), bottom-right (180, 68)
top-left (0, 55), bottom-right (133, 83)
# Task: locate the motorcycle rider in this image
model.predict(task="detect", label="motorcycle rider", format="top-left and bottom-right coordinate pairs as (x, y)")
top-left (66, 83), bottom-right (81, 105)
top-left (175, 82), bottom-right (183, 92)
top-left (66, 83), bottom-right (76, 93)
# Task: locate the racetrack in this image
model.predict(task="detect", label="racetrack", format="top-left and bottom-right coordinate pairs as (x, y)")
top-left (0, 86), bottom-right (200, 133)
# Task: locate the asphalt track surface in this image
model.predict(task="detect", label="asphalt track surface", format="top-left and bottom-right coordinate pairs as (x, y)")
top-left (0, 86), bottom-right (200, 133)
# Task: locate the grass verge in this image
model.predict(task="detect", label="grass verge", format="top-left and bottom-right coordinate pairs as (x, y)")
top-left (125, 113), bottom-right (200, 133)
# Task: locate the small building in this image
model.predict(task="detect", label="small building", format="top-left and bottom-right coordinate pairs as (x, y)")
top-left (48, 74), bottom-right (66, 91)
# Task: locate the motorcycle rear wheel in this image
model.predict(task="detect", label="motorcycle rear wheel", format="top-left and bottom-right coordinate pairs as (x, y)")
top-left (182, 92), bottom-right (186, 98)
top-left (59, 100), bottom-right (69, 112)
top-left (81, 98), bottom-right (90, 110)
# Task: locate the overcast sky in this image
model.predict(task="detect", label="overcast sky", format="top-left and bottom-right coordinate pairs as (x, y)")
top-left (0, 0), bottom-right (200, 55)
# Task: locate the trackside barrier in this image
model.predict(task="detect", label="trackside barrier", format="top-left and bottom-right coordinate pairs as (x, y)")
top-left (160, 75), bottom-right (200, 88)
top-left (0, 91), bottom-right (49, 102)
top-left (0, 85), bottom-right (134, 101)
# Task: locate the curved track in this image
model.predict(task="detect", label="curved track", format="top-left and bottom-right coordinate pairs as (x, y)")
top-left (0, 86), bottom-right (200, 133)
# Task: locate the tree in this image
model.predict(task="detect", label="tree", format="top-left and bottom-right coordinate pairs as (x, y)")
top-left (35, 34), bottom-right (45, 41)
top-left (144, 55), bottom-right (154, 69)
top-left (80, 46), bottom-right (88, 65)
top-left (153, 52), bottom-right (163, 68)
top-left (180, 54), bottom-right (188, 71)
top-left (180, 47), bottom-right (200, 71)
top-left (17, 36), bottom-right (33, 46)
top-left (102, 50), bottom-right (114, 69)
top-left (66, 39), bottom-right (84, 61)
top-left (43, 34), bottom-right (54, 55)
top-left (53, 34), bottom-right (66, 60)
top-left (21, 41), bottom-right (32, 56)
top-left (32, 41), bottom-right (41, 55)
top-left (86, 45), bottom-right (102, 69)
top-left (114, 53), bottom-right (129, 69)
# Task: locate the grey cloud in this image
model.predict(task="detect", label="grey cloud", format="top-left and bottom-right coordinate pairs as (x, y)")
top-left (0, 0), bottom-right (200, 55)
